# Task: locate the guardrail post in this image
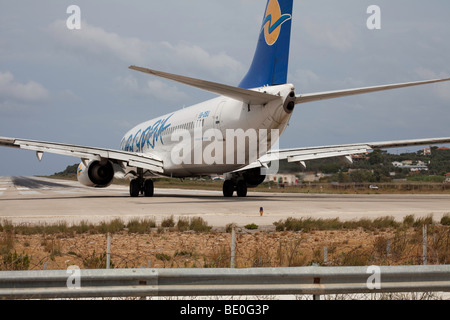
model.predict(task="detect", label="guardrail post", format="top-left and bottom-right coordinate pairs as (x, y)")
top-left (313, 277), bottom-right (321, 300)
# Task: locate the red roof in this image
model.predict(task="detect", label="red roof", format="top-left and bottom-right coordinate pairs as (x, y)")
top-left (438, 146), bottom-right (449, 150)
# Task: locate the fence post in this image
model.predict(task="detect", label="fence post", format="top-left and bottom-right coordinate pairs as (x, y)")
top-left (230, 226), bottom-right (236, 268)
top-left (106, 233), bottom-right (111, 269)
top-left (422, 225), bottom-right (427, 265)
top-left (323, 246), bottom-right (328, 264)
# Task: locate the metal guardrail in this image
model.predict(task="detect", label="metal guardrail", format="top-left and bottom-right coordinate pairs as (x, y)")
top-left (0, 265), bottom-right (449, 299)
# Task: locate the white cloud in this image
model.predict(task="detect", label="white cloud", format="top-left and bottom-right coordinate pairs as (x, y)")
top-left (290, 69), bottom-right (320, 91)
top-left (47, 20), bottom-right (149, 64)
top-left (0, 71), bottom-right (49, 103)
top-left (47, 20), bottom-right (245, 84)
top-left (301, 18), bottom-right (357, 52)
top-left (414, 67), bottom-right (450, 101)
top-left (146, 79), bottom-right (189, 103)
top-left (114, 75), bottom-right (188, 103)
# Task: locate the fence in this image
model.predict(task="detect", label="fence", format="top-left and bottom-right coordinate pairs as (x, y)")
top-left (0, 265), bottom-right (449, 299)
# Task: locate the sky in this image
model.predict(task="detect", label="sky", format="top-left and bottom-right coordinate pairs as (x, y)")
top-left (1, 0), bottom-right (449, 176)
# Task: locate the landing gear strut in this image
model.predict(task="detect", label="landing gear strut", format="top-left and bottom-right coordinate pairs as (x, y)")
top-left (222, 179), bottom-right (247, 197)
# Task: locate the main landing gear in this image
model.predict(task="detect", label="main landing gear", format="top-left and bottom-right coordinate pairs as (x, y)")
top-left (223, 179), bottom-right (247, 197)
top-left (129, 168), bottom-right (154, 197)
top-left (129, 178), bottom-right (154, 197)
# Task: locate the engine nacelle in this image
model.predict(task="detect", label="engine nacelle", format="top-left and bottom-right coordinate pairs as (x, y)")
top-left (283, 90), bottom-right (296, 114)
top-left (242, 167), bottom-right (266, 188)
top-left (77, 160), bottom-right (115, 188)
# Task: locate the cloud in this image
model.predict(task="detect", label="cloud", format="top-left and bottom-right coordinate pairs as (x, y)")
top-left (0, 71), bottom-right (49, 103)
top-left (47, 20), bottom-right (245, 84)
top-left (161, 42), bottom-right (244, 83)
top-left (414, 67), bottom-right (450, 101)
top-left (47, 20), bottom-right (149, 64)
top-left (301, 18), bottom-right (357, 52)
top-left (114, 75), bottom-right (189, 103)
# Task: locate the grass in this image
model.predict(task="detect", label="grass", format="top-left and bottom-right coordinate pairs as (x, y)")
top-left (1, 214), bottom-right (448, 271)
top-left (1, 214), bottom-right (447, 236)
top-left (273, 216), bottom-right (399, 232)
top-left (272, 214), bottom-right (446, 232)
top-left (0, 216), bottom-right (211, 236)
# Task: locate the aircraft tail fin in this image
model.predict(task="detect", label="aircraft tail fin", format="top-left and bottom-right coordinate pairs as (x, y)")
top-left (238, 0), bottom-right (293, 89)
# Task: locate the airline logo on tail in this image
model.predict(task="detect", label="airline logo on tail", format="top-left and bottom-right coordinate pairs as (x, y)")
top-left (262, 0), bottom-right (292, 46)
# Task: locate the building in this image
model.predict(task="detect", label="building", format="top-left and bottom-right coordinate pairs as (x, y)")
top-left (392, 160), bottom-right (428, 172)
top-left (445, 173), bottom-right (450, 184)
top-left (422, 148), bottom-right (431, 155)
top-left (265, 174), bottom-right (299, 186)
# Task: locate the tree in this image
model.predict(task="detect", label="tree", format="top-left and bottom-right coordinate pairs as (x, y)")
top-left (369, 150), bottom-right (384, 165)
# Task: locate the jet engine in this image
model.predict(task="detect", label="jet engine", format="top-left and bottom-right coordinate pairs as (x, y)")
top-left (77, 159), bottom-right (115, 188)
top-left (242, 167), bottom-right (266, 188)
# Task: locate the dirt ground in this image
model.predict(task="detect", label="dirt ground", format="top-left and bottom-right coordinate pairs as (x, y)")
top-left (3, 226), bottom-right (435, 271)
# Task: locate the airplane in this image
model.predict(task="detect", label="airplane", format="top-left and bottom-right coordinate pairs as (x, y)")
top-left (1, 0), bottom-right (450, 198)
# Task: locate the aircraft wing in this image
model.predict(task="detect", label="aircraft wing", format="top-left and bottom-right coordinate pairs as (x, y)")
top-left (0, 136), bottom-right (164, 173)
top-left (235, 137), bottom-right (450, 172)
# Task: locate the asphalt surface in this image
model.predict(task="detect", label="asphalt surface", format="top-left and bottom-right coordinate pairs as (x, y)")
top-left (1, 176), bottom-right (449, 227)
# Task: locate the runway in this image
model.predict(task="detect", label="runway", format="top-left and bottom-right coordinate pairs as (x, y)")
top-left (1, 176), bottom-right (449, 228)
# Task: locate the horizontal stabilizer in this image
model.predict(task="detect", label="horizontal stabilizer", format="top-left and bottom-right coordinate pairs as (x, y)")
top-left (295, 78), bottom-right (450, 104)
top-left (129, 66), bottom-right (281, 105)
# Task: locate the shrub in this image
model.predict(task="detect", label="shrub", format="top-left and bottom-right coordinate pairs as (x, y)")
top-left (161, 216), bottom-right (175, 228)
top-left (176, 217), bottom-right (190, 231)
top-left (403, 215), bottom-right (415, 227)
top-left (440, 214), bottom-right (450, 226)
top-left (1, 251), bottom-right (30, 270)
top-left (189, 217), bottom-right (211, 232)
top-left (98, 218), bottom-right (125, 234)
top-left (126, 218), bottom-right (156, 233)
top-left (413, 215), bottom-right (434, 227)
top-left (245, 223), bottom-right (259, 230)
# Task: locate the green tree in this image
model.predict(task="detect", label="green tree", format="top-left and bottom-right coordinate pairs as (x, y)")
top-left (369, 150), bottom-right (384, 165)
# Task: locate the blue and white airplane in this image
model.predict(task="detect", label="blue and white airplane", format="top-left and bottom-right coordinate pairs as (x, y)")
top-left (1, 0), bottom-right (450, 197)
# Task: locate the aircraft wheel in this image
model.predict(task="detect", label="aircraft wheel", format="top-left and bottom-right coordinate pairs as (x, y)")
top-left (144, 179), bottom-right (154, 197)
top-left (236, 180), bottom-right (247, 197)
top-left (130, 179), bottom-right (141, 197)
top-left (223, 180), bottom-right (235, 197)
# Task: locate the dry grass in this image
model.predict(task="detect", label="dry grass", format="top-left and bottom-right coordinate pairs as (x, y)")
top-left (0, 215), bottom-right (448, 271)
